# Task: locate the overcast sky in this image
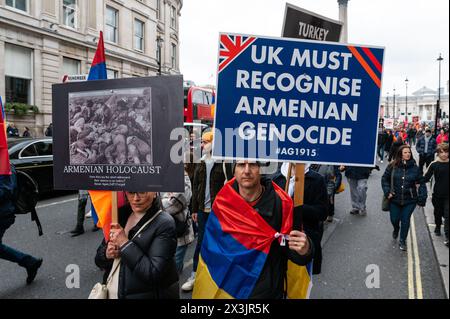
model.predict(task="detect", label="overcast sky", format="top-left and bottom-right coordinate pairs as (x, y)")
top-left (179, 0), bottom-right (449, 96)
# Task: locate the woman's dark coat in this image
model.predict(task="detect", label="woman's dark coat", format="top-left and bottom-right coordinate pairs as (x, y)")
top-left (95, 203), bottom-right (179, 299)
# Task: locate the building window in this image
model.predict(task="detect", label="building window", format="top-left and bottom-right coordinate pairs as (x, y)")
top-left (107, 69), bottom-right (119, 79)
top-left (6, 0), bottom-right (27, 12)
top-left (170, 6), bottom-right (177, 29)
top-left (105, 6), bottom-right (118, 43)
top-left (63, 0), bottom-right (77, 28)
top-left (6, 77), bottom-right (30, 104)
top-left (62, 57), bottom-right (81, 76)
top-left (134, 19), bottom-right (145, 52)
top-left (5, 44), bottom-right (33, 104)
top-left (156, 0), bottom-right (161, 20)
top-left (171, 43), bottom-right (177, 69)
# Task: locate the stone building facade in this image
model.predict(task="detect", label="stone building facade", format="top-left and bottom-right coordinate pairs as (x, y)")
top-left (380, 85), bottom-right (449, 126)
top-left (0, 0), bottom-right (182, 136)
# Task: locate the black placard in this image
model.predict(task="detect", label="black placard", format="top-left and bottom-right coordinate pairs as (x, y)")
top-left (282, 3), bottom-right (343, 42)
top-left (52, 76), bottom-right (184, 192)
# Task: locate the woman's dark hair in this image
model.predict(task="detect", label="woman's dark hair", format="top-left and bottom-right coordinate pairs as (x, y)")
top-left (390, 145), bottom-right (412, 168)
top-left (123, 191), bottom-right (161, 211)
top-left (437, 143), bottom-right (449, 154)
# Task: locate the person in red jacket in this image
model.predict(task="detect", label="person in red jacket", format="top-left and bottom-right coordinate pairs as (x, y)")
top-left (436, 129), bottom-right (449, 145)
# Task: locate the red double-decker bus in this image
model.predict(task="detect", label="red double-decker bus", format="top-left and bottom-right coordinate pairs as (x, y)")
top-left (183, 84), bottom-right (215, 125)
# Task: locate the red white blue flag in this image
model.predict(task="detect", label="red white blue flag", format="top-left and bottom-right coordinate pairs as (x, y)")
top-left (88, 31), bottom-right (107, 81)
top-left (87, 31), bottom-right (110, 238)
top-left (219, 34), bottom-right (256, 73)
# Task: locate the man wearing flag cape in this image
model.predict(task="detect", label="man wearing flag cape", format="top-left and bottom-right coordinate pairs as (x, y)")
top-left (193, 161), bottom-right (314, 299)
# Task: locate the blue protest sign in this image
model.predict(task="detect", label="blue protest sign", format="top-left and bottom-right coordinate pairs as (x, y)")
top-left (212, 33), bottom-right (384, 166)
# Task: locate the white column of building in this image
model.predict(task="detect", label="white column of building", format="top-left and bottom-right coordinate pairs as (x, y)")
top-left (0, 41), bottom-right (5, 100)
top-left (41, 38), bottom-right (60, 128)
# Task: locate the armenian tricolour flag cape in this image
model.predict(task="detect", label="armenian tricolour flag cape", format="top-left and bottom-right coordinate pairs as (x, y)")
top-left (192, 179), bottom-right (313, 299)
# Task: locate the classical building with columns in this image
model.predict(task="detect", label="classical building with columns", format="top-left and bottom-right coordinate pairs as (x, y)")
top-left (380, 84), bottom-right (449, 126)
top-left (0, 0), bottom-right (182, 136)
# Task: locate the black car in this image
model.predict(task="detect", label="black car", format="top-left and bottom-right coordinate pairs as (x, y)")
top-left (8, 138), bottom-right (54, 195)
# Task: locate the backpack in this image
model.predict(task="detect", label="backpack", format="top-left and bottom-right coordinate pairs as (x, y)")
top-left (14, 170), bottom-right (43, 236)
top-left (160, 194), bottom-right (190, 238)
top-left (170, 196), bottom-right (190, 237)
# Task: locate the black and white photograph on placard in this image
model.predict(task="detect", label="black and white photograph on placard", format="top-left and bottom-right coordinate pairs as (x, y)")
top-left (68, 88), bottom-right (153, 166)
top-left (52, 76), bottom-right (184, 192)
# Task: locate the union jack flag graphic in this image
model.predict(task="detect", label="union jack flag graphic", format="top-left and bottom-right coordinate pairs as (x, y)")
top-left (219, 34), bottom-right (256, 73)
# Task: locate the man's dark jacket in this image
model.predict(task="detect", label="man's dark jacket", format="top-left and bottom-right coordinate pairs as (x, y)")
top-left (272, 170), bottom-right (327, 275)
top-left (192, 161), bottom-right (232, 213)
top-left (344, 166), bottom-right (373, 180)
top-left (416, 135), bottom-right (437, 157)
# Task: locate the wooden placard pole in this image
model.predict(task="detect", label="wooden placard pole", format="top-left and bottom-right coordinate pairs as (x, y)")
top-left (294, 164), bottom-right (305, 207)
top-left (283, 163), bottom-right (305, 207)
top-left (285, 163), bottom-right (293, 194)
top-left (284, 163), bottom-right (306, 231)
top-left (111, 191), bottom-right (118, 224)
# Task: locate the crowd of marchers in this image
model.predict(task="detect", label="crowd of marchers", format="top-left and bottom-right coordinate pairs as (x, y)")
top-left (1, 125), bottom-right (448, 299)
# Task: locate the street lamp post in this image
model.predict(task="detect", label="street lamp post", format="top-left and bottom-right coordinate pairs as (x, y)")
top-left (435, 54), bottom-right (443, 134)
top-left (156, 35), bottom-right (164, 75)
top-left (386, 92), bottom-right (389, 118)
top-left (393, 88), bottom-right (396, 120)
top-left (405, 78), bottom-right (409, 125)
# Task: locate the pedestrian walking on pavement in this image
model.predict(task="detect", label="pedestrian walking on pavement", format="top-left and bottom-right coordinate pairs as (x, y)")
top-left (384, 130), bottom-right (394, 160)
top-left (22, 127), bottom-right (31, 138)
top-left (382, 145), bottom-right (427, 251)
top-left (436, 129), bottom-right (449, 145)
top-left (423, 143), bottom-right (449, 246)
top-left (161, 169), bottom-right (195, 274)
top-left (70, 190), bottom-right (98, 237)
top-left (402, 129), bottom-right (408, 144)
top-left (389, 135), bottom-right (405, 162)
top-left (377, 130), bottom-right (388, 163)
top-left (0, 164), bottom-right (43, 285)
top-left (44, 123), bottom-right (53, 137)
top-left (416, 128), bottom-right (424, 141)
top-left (181, 131), bottom-right (232, 292)
top-left (6, 123), bottom-right (19, 138)
top-left (407, 125), bottom-right (417, 146)
top-left (340, 165), bottom-right (379, 216)
top-left (416, 129), bottom-right (437, 173)
top-left (310, 164), bottom-right (342, 223)
top-left (95, 192), bottom-right (179, 299)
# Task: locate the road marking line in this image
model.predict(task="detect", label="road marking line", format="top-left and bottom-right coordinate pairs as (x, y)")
top-left (411, 214), bottom-right (424, 299)
top-left (36, 197), bottom-right (77, 209)
top-left (407, 231), bottom-right (415, 299)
